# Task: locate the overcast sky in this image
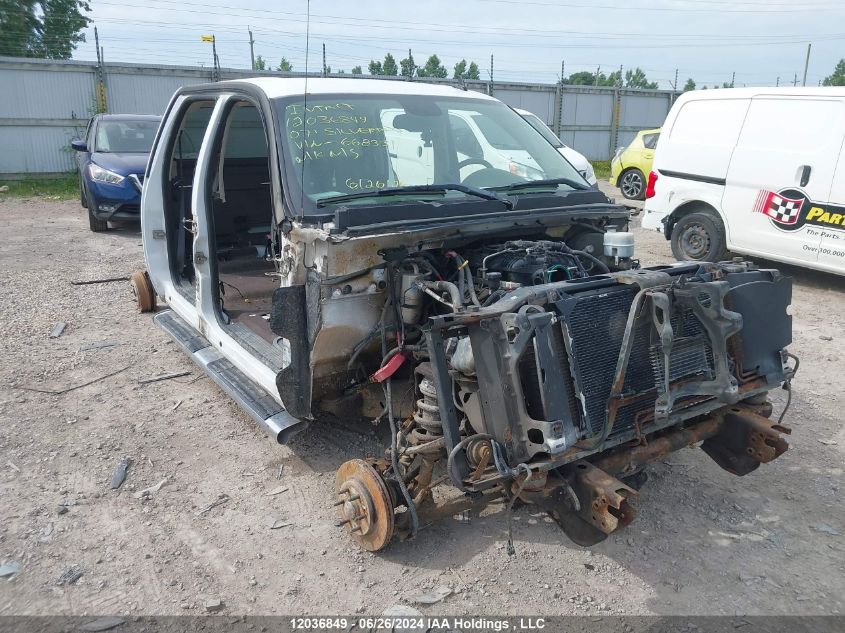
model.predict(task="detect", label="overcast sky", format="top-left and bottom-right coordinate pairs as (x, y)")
top-left (71, 0), bottom-right (845, 89)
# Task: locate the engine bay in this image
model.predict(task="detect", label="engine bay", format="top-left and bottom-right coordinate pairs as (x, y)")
top-left (312, 224), bottom-right (796, 552)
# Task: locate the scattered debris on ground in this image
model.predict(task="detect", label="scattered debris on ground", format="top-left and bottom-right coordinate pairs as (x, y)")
top-left (56, 566), bottom-right (83, 586)
top-left (137, 371), bottom-right (191, 385)
top-left (196, 493), bottom-right (230, 516)
top-left (110, 458), bottom-right (131, 489)
top-left (70, 276), bottom-right (130, 286)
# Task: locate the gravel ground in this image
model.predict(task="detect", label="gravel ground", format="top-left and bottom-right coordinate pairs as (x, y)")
top-left (0, 189), bottom-right (843, 618)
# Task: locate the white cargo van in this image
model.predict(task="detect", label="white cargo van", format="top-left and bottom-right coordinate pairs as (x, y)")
top-left (642, 88), bottom-right (845, 275)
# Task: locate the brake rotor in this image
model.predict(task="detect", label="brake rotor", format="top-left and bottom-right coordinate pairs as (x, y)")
top-left (334, 459), bottom-right (395, 552)
top-left (130, 270), bottom-right (156, 313)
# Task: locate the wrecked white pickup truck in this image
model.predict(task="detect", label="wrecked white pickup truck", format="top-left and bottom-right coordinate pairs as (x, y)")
top-left (136, 78), bottom-right (796, 552)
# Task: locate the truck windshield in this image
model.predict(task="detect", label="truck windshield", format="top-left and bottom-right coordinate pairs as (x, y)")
top-left (273, 93), bottom-right (587, 216)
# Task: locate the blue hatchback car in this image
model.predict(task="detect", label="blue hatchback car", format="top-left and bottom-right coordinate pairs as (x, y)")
top-left (72, 114), bottom-right (161, 232)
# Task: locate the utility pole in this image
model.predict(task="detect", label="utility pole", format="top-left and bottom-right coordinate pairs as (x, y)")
top-left (248, 27), bottom-right (255, 70)
top-left (489, 53), bottom-right (494, 84)
top-left (672, 68), bottom-right (679, 91)
top-left (793, 72), bottom-right (798, 87)
top-left (802, 42), bottom-right (811, 86)
top-left (322, 42), bottom-right (326, 76)
top-left (204, 34), bottom-right (220, 81)
top-left (730, 71), bottom-right (735, 88)
top-left (776, 76), bottom-right (780, 87)
top-left (554, 60), bottom-right (565, 135)
top-left (595, 65), bottom-right (601, 86)
top-left (618, 64), bottom-right (623, 88)
top-left (93, 26), bottom-right (107, 113)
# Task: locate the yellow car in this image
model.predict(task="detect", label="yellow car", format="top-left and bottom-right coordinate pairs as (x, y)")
top-left (610, 128), bottom-right (660, 200)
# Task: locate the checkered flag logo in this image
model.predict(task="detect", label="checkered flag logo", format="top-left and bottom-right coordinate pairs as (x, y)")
top-left (754, 190), bottom-right (805, 225)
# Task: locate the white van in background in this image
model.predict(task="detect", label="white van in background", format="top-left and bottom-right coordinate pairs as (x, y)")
top-left (642, 88), bottom-right (845, 275)
top-left (515, 108), bottom-right (598, 186)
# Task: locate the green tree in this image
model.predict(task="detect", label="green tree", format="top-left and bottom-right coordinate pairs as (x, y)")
top-left (564, 71), bottom-right (596, 85)
top-left (277, 57), bottom-right (292, 72)
top-left (454, 59), bottom-right (481, 80)
top-left (0, 0), bottom-right (91, 59)
top-left (598, 70), bottom-right (621, 87)
top-left (417, 54), bottom-right (447, 78)
top-left (351, 65), bottom-right (362, 75)
top-left (683, 78), bottom-right (696, 91)
top-left (382, 52), bottom-right (398, 76)
top-left (400, 51), bottom-right (415, 78)
top-left (368, 60), bottom-right (383, 75)
top-left (624, 67), bottom-right (658, 89)
top-left (253, 55), bottom-right (266, 70)
top-left (823, 59), bottom-right (845, 86)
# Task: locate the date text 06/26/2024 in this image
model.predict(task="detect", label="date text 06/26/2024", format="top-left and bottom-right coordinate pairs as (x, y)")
top-left (289, 617), bottom-right (547, 630)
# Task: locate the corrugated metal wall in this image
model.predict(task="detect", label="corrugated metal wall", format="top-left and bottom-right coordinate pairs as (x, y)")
top-left (0, 56), bottom-right (677, 175)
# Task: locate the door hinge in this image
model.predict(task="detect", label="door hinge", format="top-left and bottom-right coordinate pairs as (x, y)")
top-left (194, 252), bottom-right (207, 265)
top-left (183, 218), bottom-right (197, 235)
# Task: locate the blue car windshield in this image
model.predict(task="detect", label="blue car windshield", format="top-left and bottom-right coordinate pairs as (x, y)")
top-left (95, 120), bottom-right (158, 153)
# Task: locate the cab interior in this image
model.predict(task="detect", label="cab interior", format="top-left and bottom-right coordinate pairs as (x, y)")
top-left (206, 101), bottom-right (280, 355)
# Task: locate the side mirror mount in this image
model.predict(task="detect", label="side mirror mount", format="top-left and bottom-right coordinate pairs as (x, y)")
top-left (71, 139), bottom-right (88, 152)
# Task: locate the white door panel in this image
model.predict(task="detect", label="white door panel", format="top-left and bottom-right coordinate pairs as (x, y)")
top-left (723, 97), bottom-right (845, 263)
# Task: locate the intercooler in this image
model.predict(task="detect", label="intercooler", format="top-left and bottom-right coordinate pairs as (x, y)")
top-left (426, 261), bottom-right (793, 479)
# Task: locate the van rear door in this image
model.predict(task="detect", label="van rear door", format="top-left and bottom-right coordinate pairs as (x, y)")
top-left (722, 96), bottom-right (845, 265)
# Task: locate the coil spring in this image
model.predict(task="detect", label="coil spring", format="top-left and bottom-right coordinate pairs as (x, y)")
top-left (412, 377), bottom-right (443, 440)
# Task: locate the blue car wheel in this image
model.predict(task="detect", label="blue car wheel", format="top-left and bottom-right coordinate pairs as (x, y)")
top-left (86, 190), bottom-right (108, 232)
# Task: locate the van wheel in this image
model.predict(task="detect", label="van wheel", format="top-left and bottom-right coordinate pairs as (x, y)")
top-left (130, 270), bottom-right (157, 313)
top-left (619, 169), bottom-right (645, 200)
top-left (88, 208), bottom-right (108, 232)
top-left (670, 211), bottom-right (728, 262)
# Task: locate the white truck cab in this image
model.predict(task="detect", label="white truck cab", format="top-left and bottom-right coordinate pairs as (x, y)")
top-left (642, 87), bottom-right (845, 275)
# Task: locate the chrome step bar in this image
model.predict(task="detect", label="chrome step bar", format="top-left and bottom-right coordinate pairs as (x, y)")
top-left (154, 310), bottom-right (308, 444)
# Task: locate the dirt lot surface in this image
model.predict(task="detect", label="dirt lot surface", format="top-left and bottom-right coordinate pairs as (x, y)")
top-left (1, 188), bottom-right (844, 618)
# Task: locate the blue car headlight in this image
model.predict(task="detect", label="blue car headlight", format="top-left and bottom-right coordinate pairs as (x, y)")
top-left (88, 163), bottom-right (125, 184)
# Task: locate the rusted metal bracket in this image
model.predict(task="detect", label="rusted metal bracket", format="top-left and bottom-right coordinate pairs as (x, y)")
top-left (653, 282), bottom-right (744, 422)
top-left (569, 461), bottom-right (637, 536)
top-left (701, 408), bottom-right (791, 476)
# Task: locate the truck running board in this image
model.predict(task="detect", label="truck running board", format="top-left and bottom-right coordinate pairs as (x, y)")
top-left (154, 310), bottom-right (308, 444)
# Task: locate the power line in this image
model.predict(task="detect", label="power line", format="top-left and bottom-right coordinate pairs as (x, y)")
top-left (473, 0), bottom-right (844, 12)
top-left (88, 0), bottom-right (845, 40)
